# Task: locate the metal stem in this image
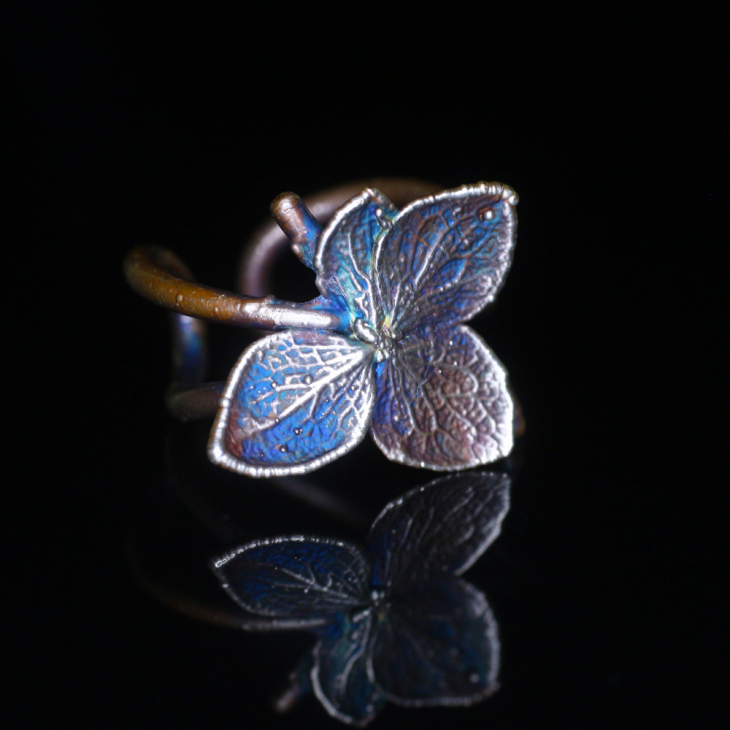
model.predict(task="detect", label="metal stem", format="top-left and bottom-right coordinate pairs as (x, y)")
top-left (237, 177), bottom-right (441, 296)
top-left (124, 245), bottom-right (344, 331)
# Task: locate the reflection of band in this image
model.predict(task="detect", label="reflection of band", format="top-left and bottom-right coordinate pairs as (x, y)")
top-left (125, 178), bottom-right (440, 421)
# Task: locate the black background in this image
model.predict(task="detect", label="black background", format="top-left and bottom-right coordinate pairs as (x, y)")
top-left (6, 3), bottom-right (725, 728)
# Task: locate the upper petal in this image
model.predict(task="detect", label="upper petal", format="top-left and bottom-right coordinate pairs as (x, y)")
top-left (314, 188), bottom-right (398, 323)
top-left (209, 330), bottom-right (375, 477)
top-left (370, 325), bottom-right (513, 470)
top-left (373, 182), bottom-right (517, 334)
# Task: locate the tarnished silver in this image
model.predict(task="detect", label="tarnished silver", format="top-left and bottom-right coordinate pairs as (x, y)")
top-left (209, 182), bottom-right (519, 476)
top-left (209, 330), bottom-right (376, 477)
top-left (370, 326), bottom-right (514, 470)
top-left (126, 179), bottom-right (520, 477)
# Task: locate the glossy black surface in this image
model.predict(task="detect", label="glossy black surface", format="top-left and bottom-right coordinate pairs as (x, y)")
top-left (205, 472), bottom-right (509, 724)
top-left (6, 4), bottom-right (724, 728)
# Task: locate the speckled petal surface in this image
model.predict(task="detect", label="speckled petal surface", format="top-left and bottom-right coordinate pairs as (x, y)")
top-left (209, 330), bottom-right (375, 476)
top-left (371, 325), bottom-right (513, 470)
top-left (314, 188), bottom-right (397, 324)
top-left (373, 183), bottom-right (517, 334)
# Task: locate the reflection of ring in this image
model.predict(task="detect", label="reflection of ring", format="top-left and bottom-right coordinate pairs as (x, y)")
top-left (124, 178), bottom-right (521, 476)
top-left (130, 441), bottom-right (511, 725)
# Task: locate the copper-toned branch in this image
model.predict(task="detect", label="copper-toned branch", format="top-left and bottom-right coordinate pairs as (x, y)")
top-left (124, 246), bottom-right (344, 331)
top-left (270, 192), bottom-right (321, 266)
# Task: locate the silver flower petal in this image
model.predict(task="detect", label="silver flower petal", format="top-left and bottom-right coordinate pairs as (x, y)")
top-left (370, 325), bottom-right (513, 470)
top-left (209, 330), bottom-right (375, 477)
top-left (314, 188), bottom-right (397, 324)
top-left (373, 182), bottom-right (517, 334)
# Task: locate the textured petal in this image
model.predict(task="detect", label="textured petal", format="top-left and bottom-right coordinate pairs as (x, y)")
top-left (212, 537), bottom-right (371, 622)
top-left (312, 611), bottom-right (386, 726)
top-left (209, 331), bottom-right (375, 477)
top-left (367, 471), bottom-right (511, 591)
top-left (314, 188), bottom-right (398, 324)
top-left (370, 579), bottom-right (500, 706)
top-left (373, 182), bottom-right (517, 334)
top-left (371, 325), bottom-right (513, 470)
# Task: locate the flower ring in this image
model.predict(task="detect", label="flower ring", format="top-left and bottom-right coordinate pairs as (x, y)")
top-left (125, 181), bottom-right (519, 477)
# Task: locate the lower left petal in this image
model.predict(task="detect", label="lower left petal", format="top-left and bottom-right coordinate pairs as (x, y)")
top-left (209, 330), bottom-right (374, 477)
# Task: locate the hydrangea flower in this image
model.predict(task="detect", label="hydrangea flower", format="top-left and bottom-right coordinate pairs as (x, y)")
top-left (209, 183), bottom-right (518, 476)
top-left (213, 470), bottom-right (510, 725)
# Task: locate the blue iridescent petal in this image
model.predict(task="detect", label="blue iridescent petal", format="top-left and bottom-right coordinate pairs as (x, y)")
top-left (370, 578), bottom-right (499, 706)
top-left (312, 610), bottom-right (386, 726)
top-left (373, 183), bottom-right (517, 334)
top-left (314, 188), bottom-right (397, 324)
top-left (209, 330), bottom-right (375, 477)
top-left (371, 325), bottom-right (513, 470)
top-left (367, 471), bottom-right (511, 591)
top-left (212, 537), bottom-right (371, 621)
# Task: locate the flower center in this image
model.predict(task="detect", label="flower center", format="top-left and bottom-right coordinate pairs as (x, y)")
top-left (352, 318), bottom-right (395, 362)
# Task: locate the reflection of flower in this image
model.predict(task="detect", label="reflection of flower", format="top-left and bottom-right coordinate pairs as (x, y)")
top-left (209, 183), bottom-right (518, 476)
top-left (213, 471), bottom-right (510, 726)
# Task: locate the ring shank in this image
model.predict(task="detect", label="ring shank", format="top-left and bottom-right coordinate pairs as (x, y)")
top-left (124, 246), bottom-right (342, 331)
